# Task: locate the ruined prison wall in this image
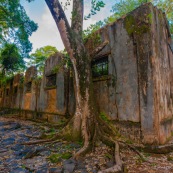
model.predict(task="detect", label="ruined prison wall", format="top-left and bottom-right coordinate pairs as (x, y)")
top-left (0, 3), bottom-right (173, 145)
top-left (0, 53), bottom-right (68, 123)
top-left (84, 3), bottom-right (173, 144)
top-left (37, 52), bottom-right (68, 122)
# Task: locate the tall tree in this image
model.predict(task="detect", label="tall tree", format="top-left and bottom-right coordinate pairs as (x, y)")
top-left (0, 0), bottom-right (38, 57)
top-left (25, 0), bottom-right (173, 171)
top-left (26, 0), bottom-right (116, 161)
top-left (28, 45), bottom-right (58, 76)
top-left (44, 0), bottom-right (112, 157)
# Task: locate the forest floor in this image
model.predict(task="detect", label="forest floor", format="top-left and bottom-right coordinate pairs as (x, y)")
top-left (0, 115), bottom-right (173, 173)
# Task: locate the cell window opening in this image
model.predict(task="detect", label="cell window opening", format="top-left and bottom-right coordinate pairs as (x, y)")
top-left (46, 74), bottom-right (56, 88)
top-left (91, 56), bottom-right (108, 78)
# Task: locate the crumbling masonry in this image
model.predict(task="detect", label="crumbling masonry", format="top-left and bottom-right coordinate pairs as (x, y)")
top-left (1, 3), bottom-right (173, 145)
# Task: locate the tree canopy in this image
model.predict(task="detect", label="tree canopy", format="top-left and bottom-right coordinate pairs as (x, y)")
top-left (83, 0), bottom-right (173, 38)
top-left (0, 1), bottom-right (172, 172)
top-left (0, 43), bottom-right (25, 77)
top-left (0, 0), bottom-right (38, 57)
top-left (27, 45), bottom-right (58, 76)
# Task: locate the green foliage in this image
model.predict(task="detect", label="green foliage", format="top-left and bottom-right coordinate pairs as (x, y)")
top-left (83, 0), bottom-right (173, 40)
top-left (27, 46), bottom-right (58, 76)
top-left (0, 73), bottom-right (13, 86)
top-left (99, 112), bottom-right (110, 123)
top-left (109, 0), bottom-right (146, 22)
top-left (83, 22), bottom-right (103, 43)
top-left (104, 153), bottom-right (113, 159)
top-left (0, 0), bottom-right (38, 57)
top-left (0, 43), bottom-right (25, 78)
top-left (125, 139), bottom-right (133, 144)
top-left (48, 152), bottom-right (72, 163)
top-left (48, 153), bottom-right (61, 163)
top-left (61, 152), bottom-right (72, 159)
top-left (124, 14), bottom-right (150, 36)
top-left (154, 0), bottom-right (173, 34)
top-left (84, 0), bottom-right (105, 20)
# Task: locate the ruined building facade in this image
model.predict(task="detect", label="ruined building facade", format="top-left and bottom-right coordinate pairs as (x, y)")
top-left (0, 3), bottom-right (173, 145)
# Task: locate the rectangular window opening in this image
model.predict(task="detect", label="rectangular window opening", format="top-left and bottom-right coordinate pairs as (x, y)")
top-left (26, 82), bottom-right (32, 93)
top-left (46, 74), bottom-right (56, 88)
top-left (6, 88), bottom-right (9, 96)
top-left (91, 56), bottom-right (108, 78)
top-left (14, 86), bottom-right (18, 94)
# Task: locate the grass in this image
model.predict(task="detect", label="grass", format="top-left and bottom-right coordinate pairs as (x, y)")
top-left (48, 152), bottom-right (72, 163)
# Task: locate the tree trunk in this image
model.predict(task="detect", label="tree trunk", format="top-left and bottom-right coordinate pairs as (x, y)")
top-left (45, 0), bottom-right (98, 155)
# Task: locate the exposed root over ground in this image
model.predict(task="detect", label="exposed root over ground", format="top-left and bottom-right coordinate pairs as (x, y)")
top-left (1, 115), bottom-right (173, 173)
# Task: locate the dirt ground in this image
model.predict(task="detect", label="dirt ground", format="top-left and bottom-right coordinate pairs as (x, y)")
top-left (0, 115), bottom-right (173, 173)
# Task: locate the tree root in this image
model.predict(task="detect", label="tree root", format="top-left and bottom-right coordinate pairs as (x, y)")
top-left (21, 133), bottom-right (61, 145)
top-left (24, 148), bottom-right (45, 159)
top-left (98, 141), bottom-right (123, 173)
top-left (139, 143), bottom-right (173, 154)
top-left (25, 135), bottom-right (41, 139)
top-left (74, 142), bottom-right (92, 159)
top-left (118, 140), bottom-right (149, 163)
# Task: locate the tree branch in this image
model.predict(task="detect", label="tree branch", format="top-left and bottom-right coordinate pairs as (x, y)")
top-left (71, 0), bottom-right (84, 36)
top-left (45, 0), bottom-right (73, 56)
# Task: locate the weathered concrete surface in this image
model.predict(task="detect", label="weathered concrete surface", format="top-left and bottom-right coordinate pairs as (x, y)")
top-left (149, 7), bottom-right (173, 144)
top-left (38, 53), bottom-right (68, 122)
top-left (86, 8), bottom-right (140, 123)
top-left (11, 74), bottom-right (23, 109)
top-left (85, 3), bottom-right (173, 144)
top-left (0, 3), bottom-right (173, 145)
top-left (22, 67), bottom-right (37, 117)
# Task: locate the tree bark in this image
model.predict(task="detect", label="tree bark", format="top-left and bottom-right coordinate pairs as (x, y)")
top-left (45, 0), bottom-right (98, 155)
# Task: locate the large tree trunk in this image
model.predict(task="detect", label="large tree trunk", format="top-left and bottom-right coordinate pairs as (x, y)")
top-left (45, 0), bottom-right (98, 154)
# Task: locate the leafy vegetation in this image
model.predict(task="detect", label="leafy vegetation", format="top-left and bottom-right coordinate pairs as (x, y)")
top-left (27, 46), bottom-right (58, 76)
top-left (83, 0), bottom-right (173, 39)
top-left (48, 153), bottom-right (61, 163)
top-left (0, 0), bottom-right (37, 85)
top-left (48, 152), bottom-right (72, 163)
top-left (0, 43), bottom-right (25, 85)
top-left (0, 0), bottom-right (37, 57)
top-left (99, 112), bottom-right (110, 123)
top-left (0, 43), bottom-right (25, 74)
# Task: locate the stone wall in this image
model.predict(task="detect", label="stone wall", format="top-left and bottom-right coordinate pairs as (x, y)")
top-left (0, 3), bottom-right (173, 145)
top-left (37, 52), bottom-right (68, 122)
top-left (84, 3), bottom-right (173, 144)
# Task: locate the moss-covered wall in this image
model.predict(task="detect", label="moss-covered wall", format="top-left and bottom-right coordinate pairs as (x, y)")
top-left (0, 3), bottom-right (173, 144)
top-left (37, 53), bottom-right (68, 122)
top-left (85, 3), bottom-right (173, 144)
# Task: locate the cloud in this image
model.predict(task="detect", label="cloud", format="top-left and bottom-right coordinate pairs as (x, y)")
top-left (22, 0), bottom-right (114, 53)
top-left (29, 6), bottom-right (64, 53)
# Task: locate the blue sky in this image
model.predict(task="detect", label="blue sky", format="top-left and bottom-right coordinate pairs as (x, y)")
top-left (20, 0), bottom-right (115, 53)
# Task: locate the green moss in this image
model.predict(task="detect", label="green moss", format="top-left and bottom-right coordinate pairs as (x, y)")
top-left (48, 152), bottom-right (72, 163)
top-left (93, 33), bottom-right (102, 47)
top-left (125, 139), bottom-right (133, 144)
top-left (61, 152), bottom-right (72, 159)
top-left (48, 154), bottom-right (61, 163)
top-left (124, 14), bottom-right (150, 37)
top-left (124, 15), bottom-right (136, 36)
top-left (100, 112), bottom-right (110, 123)
top-left (104, 153), bottom-right (113, 159)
